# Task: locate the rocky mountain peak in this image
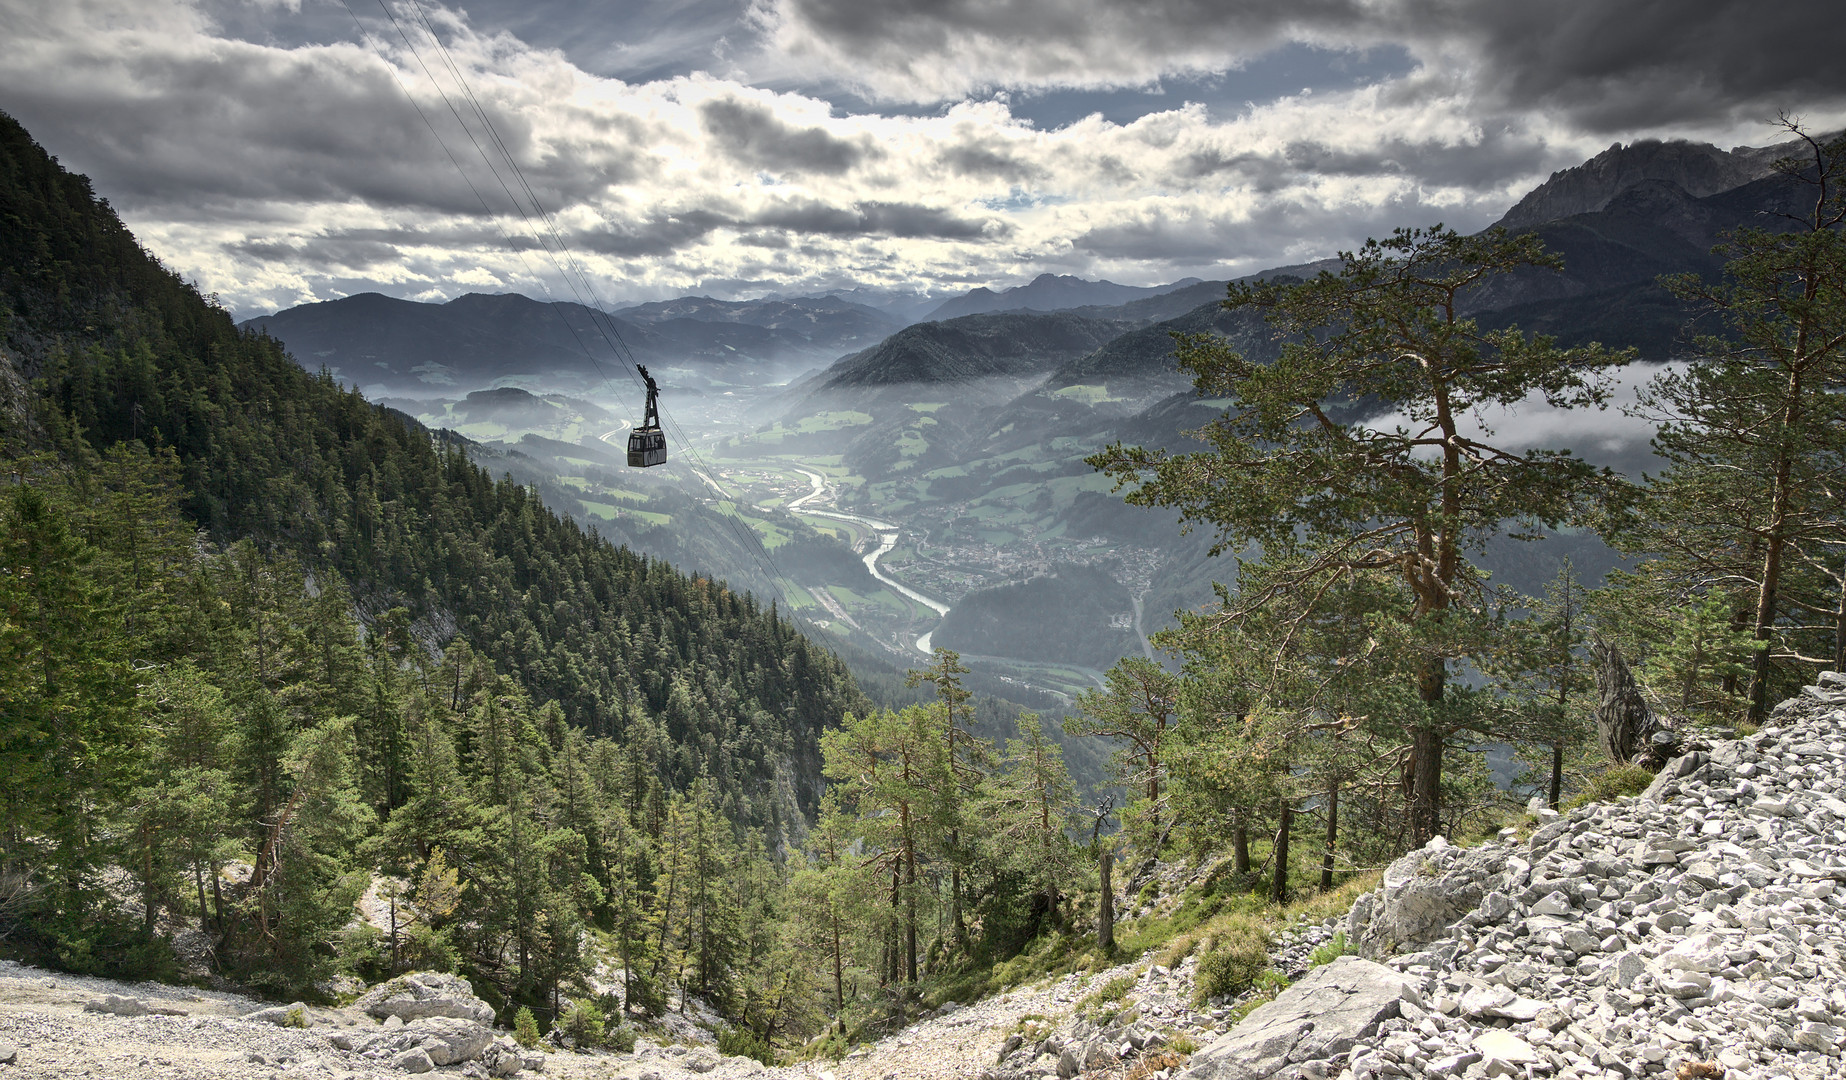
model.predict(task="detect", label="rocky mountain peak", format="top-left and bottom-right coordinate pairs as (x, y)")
top-left (1495, 137), bottom-right (1790, 231)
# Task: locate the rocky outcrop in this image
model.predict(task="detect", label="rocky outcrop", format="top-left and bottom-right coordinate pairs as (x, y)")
top-left (1180, 958), bottom-right (1422, 1080)
top-left (352, 971), bottom-right (496, 1025)
top-left (1345, 839), bottom-right (1524, 960)
top-left (1493, 138), bottom-right (1789, 230)
top-left (1183, 673), bottom-right (1846, 1080)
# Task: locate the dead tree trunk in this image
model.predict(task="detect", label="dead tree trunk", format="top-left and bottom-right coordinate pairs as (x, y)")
top-left (1270, 802), bottom-right (1292, 904)
top-left (1591, 636), bottom-right (1659, 765)
top-left (1097, 848), bottom-right (1114, 953)
top-left (1319, 784), bottom-right (1338, 892)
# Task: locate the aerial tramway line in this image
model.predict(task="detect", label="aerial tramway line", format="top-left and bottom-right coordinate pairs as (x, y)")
top-left (341, 0), bottom-right (788, 587)
top-left (626, 366), bottom-right (666, 468)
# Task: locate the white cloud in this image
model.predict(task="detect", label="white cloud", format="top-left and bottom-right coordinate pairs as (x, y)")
top-left (2, 0), bottom-right (1841, 317)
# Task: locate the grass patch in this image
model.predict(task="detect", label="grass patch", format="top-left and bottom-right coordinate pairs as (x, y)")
top-left (1562, 763), bottom-right (1655, 810)
top-left (1223, 969), bottom-right (1290, 1024)
top-left (1192, 916), bottom-right (1273, 1005)
top-left (1076, 974), bottom-right (1137, 1023)
top-left (1306, 931), bottom-right (1355, 969)
top-left (1046, 384), bottom-right (1119, 406)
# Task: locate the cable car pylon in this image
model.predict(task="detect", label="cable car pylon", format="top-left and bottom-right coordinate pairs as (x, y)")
top-left (627, 365), bottom-right (667, 468)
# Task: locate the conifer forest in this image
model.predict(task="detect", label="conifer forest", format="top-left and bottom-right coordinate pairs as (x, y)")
top-left (3, 101), bottom-right (1845, 1058)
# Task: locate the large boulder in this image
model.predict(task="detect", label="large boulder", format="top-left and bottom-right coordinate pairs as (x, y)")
top-left (351, 1016), bottom-right (495, 1067)
top-left (353, 971), bottom-right (495, 1025)
top-left (1180, 957), bottom-right (1424, 1080)
top-left (1344, 838), bottom-right (1521, 958)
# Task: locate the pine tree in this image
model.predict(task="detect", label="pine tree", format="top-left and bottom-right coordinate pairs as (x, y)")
top-left (1092, 225), bottom-right (1628, 842)
top-left (1619, 123), bottom-right (1846, 723)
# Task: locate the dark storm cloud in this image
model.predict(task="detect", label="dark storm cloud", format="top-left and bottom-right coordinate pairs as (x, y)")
top-left (225, 222), bottom-right (545, 271)
top-left (1069, 193), bottom-right (1436, 264)
top-left (749, 198), bottom-right (1001, 239)
top-left (1435, 0), bottom-right (1846, 132)
top-left (1177, 128), bottom-right (1547, 192)
top-left (698, 98), bottom-right (871, 174)
top-left (576, 209), bottom-right (737, 256)
top-left (938, 142), bottom-right (1047, 182)
top-left (770, 0), bottom-right (1846, 131)
top-left (0, 30), bottom-right (640, 219)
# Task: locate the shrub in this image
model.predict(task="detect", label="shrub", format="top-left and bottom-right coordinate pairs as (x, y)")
top-left (1224, 969), bottom-right (1291, 1024)
top-left (807, 1029), bottom-right (852, 1061)
top-left (560, 1000), bottom-right (607, 1048)
top-left (606, 1023), bottom-right (637, 1053)
top-left (1127, 1050), bottom-right (1192, 1080)
top-left (621, 970), bottom-right (668, 1016)
top-left (1192, 916), bottom-right (1272, 1004)
top-left (718, 1026), bottom-right (776, 1066)
top-left (1563, 764), bottom-right (1655, 810)
top-left (1160, 934), bottom-right (1197, 967)
top-left (1077, 974), bottom-right (1136, 1024)
top-left (283, 1005), bottom-right (308, 1029)
top-left (1079, 975), bottom-right (1135, 1010)
top-left (401, 923), bottom-right (458, 973)
top-left (514, 1006), bottom-right (541, 1049)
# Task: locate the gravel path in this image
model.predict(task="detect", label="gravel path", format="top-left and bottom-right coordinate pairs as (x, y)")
top-left (0, 960), bottom-right (397, 1080)
top-left (0, 955), bottom-right (1166, 1080)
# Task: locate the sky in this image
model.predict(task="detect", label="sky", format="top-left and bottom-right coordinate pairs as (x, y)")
top-left (3, 0), bottom-right (1844, 318)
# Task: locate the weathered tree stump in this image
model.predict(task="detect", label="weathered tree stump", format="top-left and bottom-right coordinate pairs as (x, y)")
top-left (1591, 636), bottom-right (1661, 766)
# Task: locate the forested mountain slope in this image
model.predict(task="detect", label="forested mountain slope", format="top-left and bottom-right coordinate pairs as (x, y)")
top-left (0, 110), bottom-right (868, 1005)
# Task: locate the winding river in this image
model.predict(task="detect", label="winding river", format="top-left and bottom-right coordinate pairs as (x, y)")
top-left (787, 468), bottom-right (948, 654)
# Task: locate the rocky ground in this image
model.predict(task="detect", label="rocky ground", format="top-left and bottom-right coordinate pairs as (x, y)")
top-left (1179, 672), bottom-right (1846, 1080)
top-left (9, 677), bottom-right (1846, 1080)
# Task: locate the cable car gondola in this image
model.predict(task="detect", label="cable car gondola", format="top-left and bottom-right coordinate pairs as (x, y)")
top-left (626, 365), bottom-right (667, 468)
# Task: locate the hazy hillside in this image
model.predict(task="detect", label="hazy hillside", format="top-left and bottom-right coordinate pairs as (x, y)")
top-left (815, 310), bottom-right (1128, 389)
top-left (615, 293), bottom-right (901, 343)
top-left (923, 272), bottom-right (1202, 321)
top-left (244, 290), bottom-right (870, 396)
top-left (933, 562), bottom-right (1137, 670)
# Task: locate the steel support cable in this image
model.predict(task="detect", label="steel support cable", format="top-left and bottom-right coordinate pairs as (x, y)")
top-left (345, 0), bottom-right (793, 600)
top-left (396, 1), bottom-right (795, 601)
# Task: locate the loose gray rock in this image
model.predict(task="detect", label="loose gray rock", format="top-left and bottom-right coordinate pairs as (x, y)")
top-left (393, 1045), bottom-right (436, 1073)
top-left (354, 971), bottom-right (496, 1025)
top-left (353, 1016), bottom-right (495, 1067)
top-left (1180, 957), bottom-right (1422, 1080)
top-left (1348, 840), bottom-right (1516, 957)
top-left (241, 1001), bottom-right (311, 1027)
top-left (82, 995), bottom-right (150, 1017)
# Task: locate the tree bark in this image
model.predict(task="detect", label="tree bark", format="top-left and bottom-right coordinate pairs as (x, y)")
top-left (1409, 654), bottom-right (1446, 845)
top-left (1271, 801), bottom-right (1292, 904)
top-left (1835, 556), bottom-right (1846, 673)
top-left (949, 855), bottom-right (964, 949)
top-left (1232, 817), bottom-right (1250, 875)
top-left (1097, 848), bottom-right (1114, 953)
top-left (1409, 726), bottom-right (1443, 845)
top-left (904, 848), bottom-right (918, 984)
top-left (830, 910), bottom-right (843, 1014)
top-left (1319, 785), bottom-right (1338, 892)
top-left (1548, 740), bottom-right (1564, 810)
top-left (1747, 533), bottom-right (1786, 725)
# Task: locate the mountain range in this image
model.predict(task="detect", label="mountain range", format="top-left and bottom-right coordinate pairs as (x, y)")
top-left (235, 130), bottom-right (1824, 683)
top-left (242, 290), bottom-right (903, 397)
top-left (920, 272), bottom-right (1204, 321)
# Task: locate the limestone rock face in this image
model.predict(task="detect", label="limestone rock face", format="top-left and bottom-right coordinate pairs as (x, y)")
top-left (350, 1016), bottom-right (494, 1067)
top-left (353, 971), bottom-right (495, 1025)
top-left (1346, 839), bottom-right (1519, 959)
top-left (1179, 957), bottom-right (1422, 1080)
